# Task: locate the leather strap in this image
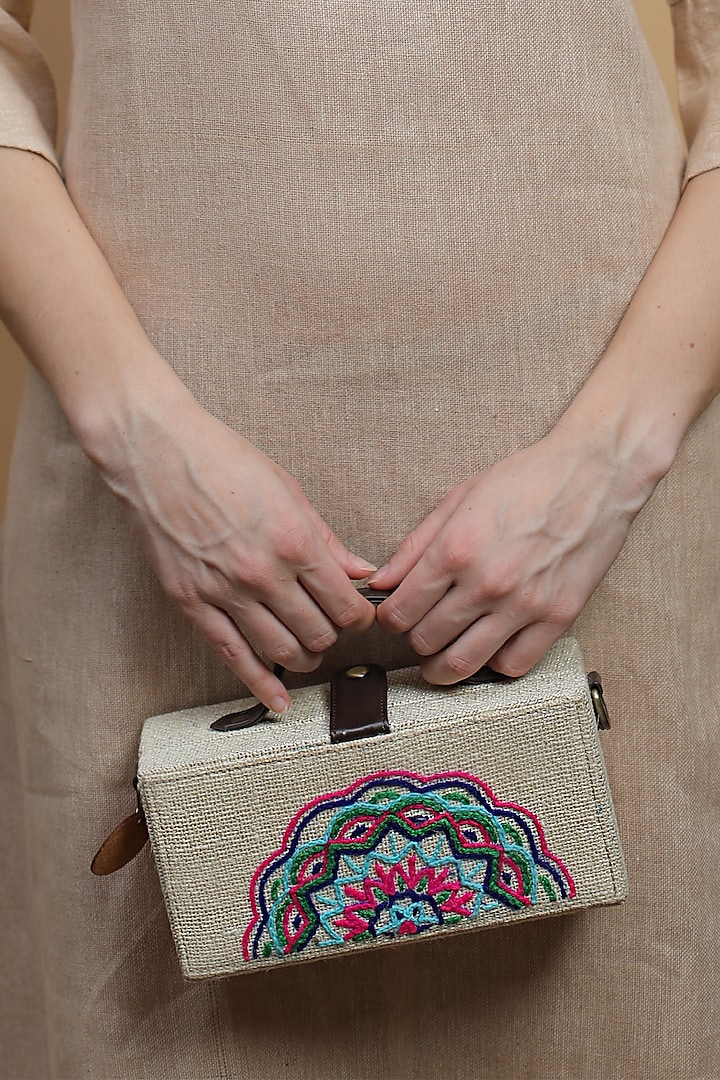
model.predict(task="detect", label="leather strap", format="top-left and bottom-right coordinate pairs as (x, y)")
top-left (210, 588), bottom-right (511, 735)
top-left (211, 663), bottom-right (284, 732)
top-left (330, 664), bottom-right (390, 743)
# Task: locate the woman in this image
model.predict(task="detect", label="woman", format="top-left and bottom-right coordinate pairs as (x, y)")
top-left (1, 1), bottom-right (718, 1076)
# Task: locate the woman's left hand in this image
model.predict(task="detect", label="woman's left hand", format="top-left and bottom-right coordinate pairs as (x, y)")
top-left (369, 420), bottom-right (656, 681)
top-left (370, 168), bottom-right (720, 680)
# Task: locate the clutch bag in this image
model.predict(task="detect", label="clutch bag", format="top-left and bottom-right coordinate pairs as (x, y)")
top-left (99, 634), bottom-right (627, 979)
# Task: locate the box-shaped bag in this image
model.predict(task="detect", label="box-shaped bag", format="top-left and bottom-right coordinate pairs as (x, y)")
top-left (134, 636), bottom-right (627, 978)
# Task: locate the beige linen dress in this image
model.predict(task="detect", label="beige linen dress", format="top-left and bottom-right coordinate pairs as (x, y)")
top-left (2, 2), bottom-right (720, 1077)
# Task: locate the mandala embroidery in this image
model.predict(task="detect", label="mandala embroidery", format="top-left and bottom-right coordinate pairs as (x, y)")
top-left (243, 769), bottom-right (575, 961)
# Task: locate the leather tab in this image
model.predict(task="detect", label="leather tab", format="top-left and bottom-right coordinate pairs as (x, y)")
top-left (330, 663), bottom-right (390, 743)
top-left (211, 662), bottom-right (286, 731)
top-left (91, 809), bottom-right (149, 875)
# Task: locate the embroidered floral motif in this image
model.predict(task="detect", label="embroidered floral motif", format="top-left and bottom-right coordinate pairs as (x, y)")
top-left (243, 770), bottom-right (575, 961)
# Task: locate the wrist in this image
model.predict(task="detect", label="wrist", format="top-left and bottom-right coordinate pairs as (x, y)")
top-left (68, 345), bottom-right (199, 479)
top-left (552, 375), bottom-right (681, 512)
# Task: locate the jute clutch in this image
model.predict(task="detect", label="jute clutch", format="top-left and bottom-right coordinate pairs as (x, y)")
top-left (93, 631), bottom-right (627, 979)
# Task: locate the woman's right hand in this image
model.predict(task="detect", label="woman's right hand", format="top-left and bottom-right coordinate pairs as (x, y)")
top-left (0, 152), bottom-right (376, 709)
top-left (98, 388), bottom-right (377, 711)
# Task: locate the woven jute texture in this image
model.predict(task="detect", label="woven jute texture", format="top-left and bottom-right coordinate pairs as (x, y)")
top-left (139, 639), bottom-right (626, 978)
top-left (2, 0), bottom-right (720, 1077)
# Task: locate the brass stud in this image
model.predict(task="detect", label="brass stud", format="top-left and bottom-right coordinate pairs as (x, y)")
top-left (346, 665), bottom-right (370, 679)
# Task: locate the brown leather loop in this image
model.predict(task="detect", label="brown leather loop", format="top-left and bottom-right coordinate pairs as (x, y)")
top-left (330, 663), bottom-right (390, 743)
top-left (90, 809), bottom-right (148, 875)
top-left (211, 663), bottom-right (285, 731)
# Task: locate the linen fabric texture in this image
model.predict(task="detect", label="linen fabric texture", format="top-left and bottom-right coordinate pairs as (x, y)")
top-left (1, 1), bottom-right (720, 1078)
top-left (138, 639), bottom-right (627, 978)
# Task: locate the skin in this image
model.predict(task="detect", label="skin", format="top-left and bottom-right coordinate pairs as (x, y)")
top-left (371, 166), bottom-right (720, 679)
top-left (2, 148), bottom-right (720, 706)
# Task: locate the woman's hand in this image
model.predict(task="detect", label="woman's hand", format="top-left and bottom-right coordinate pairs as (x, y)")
top-left (370, 419), bottom-right (656, 682)
top-left (100, 390), bottom-right (376, 710)
top-left (0, 152), bottom-right (378, 710)
top-left (370, 169), bottom-right (720, 682)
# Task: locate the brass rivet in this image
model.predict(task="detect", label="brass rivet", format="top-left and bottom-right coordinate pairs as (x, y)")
top-left (346, 665), bottom-right (370, 679)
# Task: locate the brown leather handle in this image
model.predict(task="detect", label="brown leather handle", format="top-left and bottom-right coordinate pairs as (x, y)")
top-left (357, 587), bottom-right (394, 607)
top-left (210, 588), bottom-right (506, 733)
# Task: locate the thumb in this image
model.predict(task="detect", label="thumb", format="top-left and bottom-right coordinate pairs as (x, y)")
top-left (337, 547), bottom-right (379, 579)
top-left (312, 519), bottom-right (378, 579)
top-left (368, 508), bottom-right (452, 589)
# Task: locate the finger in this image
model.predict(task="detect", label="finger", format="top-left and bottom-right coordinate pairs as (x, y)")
top-left (419, 611), bottom-right (524, 685)
top-left (374, 546), bottom-right (455, 634)
top-left (297, 553), bottom-right (377, 635)
top-left (264, 513), bottom-right (376, 634)
top-left (487, 621), bottom-right (565, 679)
top-left (192, 604), bottom-right (291, 711)
top-left (344, 552), bottom-right (380, 579)
top-left (320, 534), bottom-right (377, 580)
top-left (295, 500), bottom-right (377, 579)
top-left (406, 583), bottom-right (493, 656)
top-left (367, 492), bottom-right (465, 589)
top-left (321, 535), bottom-right (377, 578)
top-left (225, 598), bottom-right (329, 672)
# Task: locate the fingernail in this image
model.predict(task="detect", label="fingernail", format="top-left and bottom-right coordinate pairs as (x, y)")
top-left (349, 554), bottom-right (378, 573)
top-left (270, 695), bottom-right (290, 714)
top-left (367, 565), bottom-right (388, 583)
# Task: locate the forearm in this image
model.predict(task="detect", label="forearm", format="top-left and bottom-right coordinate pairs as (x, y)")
top-left (558, 168), bottom-right (720, 496)
top-left (0, 147), bottom-right (375, 702)
top-left (0, 147), bottom-right (194, 470)
top-left (372, 169), bottom-right (720, 678)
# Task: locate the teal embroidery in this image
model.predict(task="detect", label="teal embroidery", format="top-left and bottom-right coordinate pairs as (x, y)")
top-left (243, 770), bottom-right (575, 960)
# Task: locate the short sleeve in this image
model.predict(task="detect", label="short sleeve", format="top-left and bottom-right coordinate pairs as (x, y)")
top-left (0, 0), bottom-right (59, 171)
top-left (667, 0), bottom-right (720, 186)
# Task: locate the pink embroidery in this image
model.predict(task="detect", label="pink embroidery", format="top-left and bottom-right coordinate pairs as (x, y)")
top-left (244, 769), bottom-right (575, 961)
